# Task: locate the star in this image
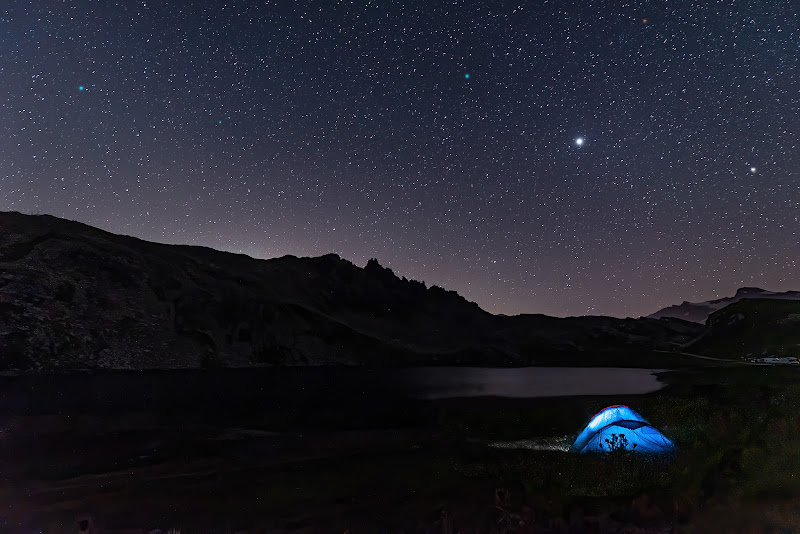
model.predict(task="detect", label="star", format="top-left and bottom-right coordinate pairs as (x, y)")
top-left (78, 85), bottom-right (85, 91)
top-left (750, 166), bottom-right (757, 173)
top-left (575, 137), bottom-right (584, 146)
top-left (464, 73), bottom-right (470, 79)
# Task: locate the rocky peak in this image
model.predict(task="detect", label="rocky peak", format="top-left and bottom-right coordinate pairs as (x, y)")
top-left (734, 287), bottom-right (767, 297)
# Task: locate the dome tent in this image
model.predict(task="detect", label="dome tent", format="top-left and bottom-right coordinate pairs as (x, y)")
top-left (570, 405), bottom-right (675, 454)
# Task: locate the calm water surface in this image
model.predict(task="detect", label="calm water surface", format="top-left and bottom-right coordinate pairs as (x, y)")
top-left (0, 366), bottom-right (667, 416)
top-left (398, 366), bottom-right (666, 399)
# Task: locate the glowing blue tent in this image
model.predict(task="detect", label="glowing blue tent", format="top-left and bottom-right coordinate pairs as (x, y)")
top-left (570, 405), bottom-right (675, 454)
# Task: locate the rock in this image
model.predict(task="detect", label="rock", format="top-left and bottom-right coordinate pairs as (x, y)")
top-left (568, 507), bottom-right (585, 534)
top-left (631, 494), bottom-right (665, 524)
top-left (75, 516), bottom-right (96, 534)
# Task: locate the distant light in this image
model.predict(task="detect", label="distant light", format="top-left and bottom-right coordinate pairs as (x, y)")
top-left (218, 120), bottom-right (222, 124)
top-left (464, 73), bottom-right (470, 79)
top-left (750, 166), bottom-right (757, 173)
top-left (575, 137), bottom-right (584, 146)
top-left (78, 85), bottom-right (85, 91)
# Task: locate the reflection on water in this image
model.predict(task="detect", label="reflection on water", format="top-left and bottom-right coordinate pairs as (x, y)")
top-left (398, 367), bottom-right (666, 399)
top-left (0, 366), bottom-right (666, 417)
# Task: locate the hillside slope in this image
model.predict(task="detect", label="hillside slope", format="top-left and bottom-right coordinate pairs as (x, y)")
top-left (688, 299), bottom-right (800, 358)
top-left (648, 287), bottom-right (800, 323)
top-left (0, 211), bottom-right (702, 372)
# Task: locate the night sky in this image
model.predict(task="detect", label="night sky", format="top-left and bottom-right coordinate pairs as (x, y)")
top-left (2, 1), bottom-right (798, 318)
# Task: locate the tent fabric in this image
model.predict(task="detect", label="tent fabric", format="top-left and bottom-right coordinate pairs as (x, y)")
top-left (570, 405), bottom-right (675, 454)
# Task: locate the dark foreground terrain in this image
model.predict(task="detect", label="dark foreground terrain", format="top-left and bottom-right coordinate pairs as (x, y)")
top-left (2, 367), bottom-right (800, 533)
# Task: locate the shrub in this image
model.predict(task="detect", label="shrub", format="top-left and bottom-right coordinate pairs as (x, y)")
top-left (601, 433), bottom-right (637, 453)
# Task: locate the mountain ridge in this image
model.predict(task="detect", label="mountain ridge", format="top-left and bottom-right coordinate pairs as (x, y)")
top-left (687, 298), bottom-right (800, 358)
top-left (0, 211), bottom-right (704, 372)
top-left (647, 287), bottom-right (800, 324)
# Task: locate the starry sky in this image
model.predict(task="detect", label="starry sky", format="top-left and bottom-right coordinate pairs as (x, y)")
top-left (2, 1), bottom-right (799, 318)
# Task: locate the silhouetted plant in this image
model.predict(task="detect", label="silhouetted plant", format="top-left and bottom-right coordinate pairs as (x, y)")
top-left (602, 433), bottom-right (637, 453)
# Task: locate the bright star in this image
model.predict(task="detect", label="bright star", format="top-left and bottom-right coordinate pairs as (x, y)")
top-left (78, 85), bottom-right (85, 91)
top-left (575, 137), bottom-right (584, 146)
top-left (464, 73), bottom-right (470, 79)
top-left (750, 166), bottom-right (757, 173)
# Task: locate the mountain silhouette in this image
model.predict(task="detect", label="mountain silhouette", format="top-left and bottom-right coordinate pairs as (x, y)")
top-left (0, 211), bottom-right (702, 372)
top-left (648, 287), bottom-right (800, 324)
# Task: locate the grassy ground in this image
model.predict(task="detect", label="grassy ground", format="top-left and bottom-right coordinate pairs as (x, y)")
top-left (2, 366), bottom-right (800, 532)
top-left (431, 366), bottom-right (800, 529)
top-left (443, 368), bottom-right (800, 496)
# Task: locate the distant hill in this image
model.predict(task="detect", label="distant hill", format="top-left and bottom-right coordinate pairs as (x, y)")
top-left (687, 298), bottom-right (800, 359)
top-left (0, 211), bottom-right (702, 372)
top-left (647, 287), bottom-right (800, 324)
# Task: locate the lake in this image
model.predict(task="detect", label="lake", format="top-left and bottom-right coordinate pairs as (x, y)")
top-left (397, 366), bottom-right (666, 399)
top-left (0, 366), bottom-right (665, 414)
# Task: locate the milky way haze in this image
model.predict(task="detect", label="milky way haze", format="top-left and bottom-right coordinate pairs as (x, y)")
top-left (2, 1), bottom-right (798, 317)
